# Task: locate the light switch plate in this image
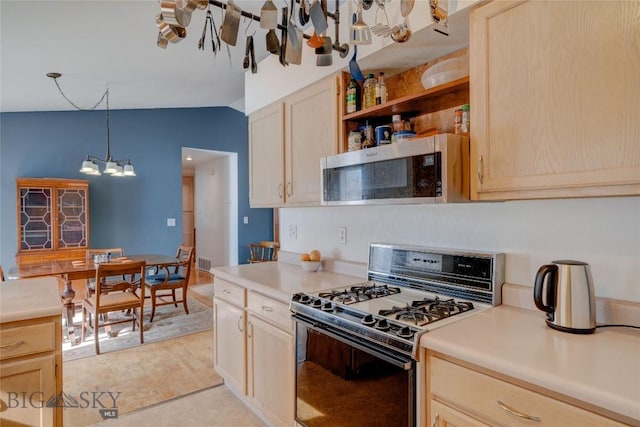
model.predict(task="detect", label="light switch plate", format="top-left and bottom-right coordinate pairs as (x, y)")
top-left (167, 217), bottom-right (176, 227)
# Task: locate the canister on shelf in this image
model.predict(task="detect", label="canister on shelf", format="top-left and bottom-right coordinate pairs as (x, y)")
top-left (454, 107), bottom-right (463, 135)
top-left (460, 104), bottom-right (470, 135)
top-left (348, 130), bottom-right (362, 151)
top-left (392, 114), bottom-right (403, 132)
top-left (375, 125), bottom-right (392, 145)
top-left (362, 124), bottom-right (375, 148)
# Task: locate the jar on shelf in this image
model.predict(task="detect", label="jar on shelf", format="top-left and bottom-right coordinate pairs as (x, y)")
top-left (346, 79), bottom-right (361, 114)
top-left (348, 130), bottom-right (362, 151)
top-left (460, 104), bottom-right (470, 135)
top-left (375, 72), bottom-right (387, 105)
top-left (392, 114), bottom-right (403, 132)
top-left (363, 74), bottom-right (376, 109)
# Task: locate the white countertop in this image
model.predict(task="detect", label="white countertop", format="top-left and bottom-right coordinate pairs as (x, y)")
top-left (421, 304), bottom-right (640, 423)
top-left (0, 276), bottom-right (62, 323)
top-left (211, 259), bottom-right (366, 304)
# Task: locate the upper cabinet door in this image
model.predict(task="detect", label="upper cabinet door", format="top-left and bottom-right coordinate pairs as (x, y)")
top-left (470, 0), bottom-right (640, 200)
top-left (249, 102), bottom-right (285, 207)
top-left (284, 76), bottom-right (339, 206)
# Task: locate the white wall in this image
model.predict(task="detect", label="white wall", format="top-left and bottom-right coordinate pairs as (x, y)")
top-left (279, 196), bottom-right (640, 302)
top-left (195, 155), bottom-right (238, 267)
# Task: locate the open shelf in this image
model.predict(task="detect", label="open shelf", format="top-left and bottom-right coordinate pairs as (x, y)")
top-left (342, 77), bottom-right (470, 122)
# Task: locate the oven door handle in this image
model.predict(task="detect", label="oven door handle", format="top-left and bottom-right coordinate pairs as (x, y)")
top-left (293, 314), bottom-right (414, 370)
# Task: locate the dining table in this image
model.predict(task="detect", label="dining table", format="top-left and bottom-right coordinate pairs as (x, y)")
top-left (7, 254), bottom-right (179, 345)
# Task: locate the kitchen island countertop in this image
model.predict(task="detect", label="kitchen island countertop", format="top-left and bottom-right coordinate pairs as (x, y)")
top-left (421, 304), bottom-right (640, 424)
top-left (0, 276), bottom-right (62, 323)
top-left (211, 257), bottom-right (366, 304)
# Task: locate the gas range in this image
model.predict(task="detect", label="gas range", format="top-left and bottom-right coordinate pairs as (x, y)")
top-left (290, 243), bottom-right (504, 361)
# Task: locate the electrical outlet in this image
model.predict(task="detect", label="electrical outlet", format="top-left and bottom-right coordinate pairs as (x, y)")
top-left (289, 224), bottom-right (297, 239)
top-left (338, 226), bottom-right (347, 244)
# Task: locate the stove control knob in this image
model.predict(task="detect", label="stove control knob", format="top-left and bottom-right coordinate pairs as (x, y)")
top-left (311, 299), bottom-right (323, 308)
top-left (375, 319), bottom-right (390, 330)
top-left (397, 326), bottom-right (414, 339)
top-left (362, 314), bottom-right (376, 325)
top-left (299, 295), bottom-right (311, 304)
top-left (321, 302), bottom-right (333, 312)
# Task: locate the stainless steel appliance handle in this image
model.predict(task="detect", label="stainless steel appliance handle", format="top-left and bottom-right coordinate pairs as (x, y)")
top-left (497, 400), bottom-right (541, 422)
top-left (293, 314), bottom-right (413, 369)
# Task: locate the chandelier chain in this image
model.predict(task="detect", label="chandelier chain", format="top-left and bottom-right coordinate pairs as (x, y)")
top-left (51, 77), bottom-right (108, 111)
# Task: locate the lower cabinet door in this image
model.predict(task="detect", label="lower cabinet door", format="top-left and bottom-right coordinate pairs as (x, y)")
top-left (213, 299), bottom-right (246, 394)
top-left (430, 400), bottom-right (491, 427)
top-left (0, 354), bottom-right (56, 427)
top-left (247, 315), bottom-right (294, 427)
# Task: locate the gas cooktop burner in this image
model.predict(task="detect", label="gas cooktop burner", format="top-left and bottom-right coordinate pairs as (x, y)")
top-left (318, 283), bottom-right (400, 305)
top-left (378, 297), bottom-right (475, 327)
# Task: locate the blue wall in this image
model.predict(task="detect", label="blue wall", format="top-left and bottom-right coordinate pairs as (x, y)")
top-left (0, 107), bottom-right (274, 268)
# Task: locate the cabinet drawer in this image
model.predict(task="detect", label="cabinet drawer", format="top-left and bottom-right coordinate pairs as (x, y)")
top-left (247, 292), bottom-right (292, 332)
top-left (0, 322), bottom-right (55, 360)
top-left (214, 278), bottom-right (245, 307)
top-left (429, 356), bottom-right (625, 427)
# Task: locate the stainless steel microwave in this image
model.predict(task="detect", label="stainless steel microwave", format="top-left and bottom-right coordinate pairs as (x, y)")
top-left (321, 134), bottom-right (469, 205)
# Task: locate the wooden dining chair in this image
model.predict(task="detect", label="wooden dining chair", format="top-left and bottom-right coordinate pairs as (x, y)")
top-left (85, 248), bottom-right (125, 296)
top-left (248, 241), bottom-right (279, 263)
top-left (81, 261), bottom-right (146, 355)
top-left (145, 245), bottom-right (194, 322)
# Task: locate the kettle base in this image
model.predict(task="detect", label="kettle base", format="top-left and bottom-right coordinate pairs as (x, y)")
top-left (546, 320), bottom-right (596, 334)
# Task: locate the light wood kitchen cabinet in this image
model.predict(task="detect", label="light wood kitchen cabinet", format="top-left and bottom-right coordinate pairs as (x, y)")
top-left (469, 0), bottom-right (640, 200)
top-left (16, 177), bottom-right (89, 263)
top-left (213, 279), bottom-right (246, 395)
top-left (1, 285), bottom-right (63, 427)
top-left (246, 310), bottom-right (294, 427)
top-left (427, 355), bottom-right (627, 427)
top-left (249, 75), bottom-right (339, 207)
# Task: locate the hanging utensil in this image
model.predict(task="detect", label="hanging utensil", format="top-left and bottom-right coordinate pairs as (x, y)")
top-left (348, 14), bottom-right (364, 81)
top-left (285, 26), bottom-right (303, 65)
top-left (220, 0), bottom-right (241, 46)
top-left (315, 34), bottom-right (332, 66)
top-left (243, 36), bottom-right (251, 70)
top-left (362, 0), bottom-right (373, 10)
top-left (279, 6), bottom-right (288, 66)
top-left (306, 31), bottom-right (324, 48)
top-left (309, 0), bottom-right (328, 34)
top-left (250, 36), bottom-right (258, 73)
top-left (370, 0), bottom-right (391, 37)
top-left (400, 0), bottom-right (415, 17)
top-left (160, 0), bottom-right (191, 27)
top-left (266, 29), bottom-right (280, 54)
top-left (260, 0), bottom-right (278, 29)
top-left (390, 16), bottom-right (411, 43)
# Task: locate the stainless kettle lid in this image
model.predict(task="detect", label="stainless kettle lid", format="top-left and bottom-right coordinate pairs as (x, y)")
top-left (552, 259), bottom-right (588, 265)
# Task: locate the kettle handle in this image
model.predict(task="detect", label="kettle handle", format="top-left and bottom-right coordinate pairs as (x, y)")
top-left (534, 264), bottom-right (557, 313)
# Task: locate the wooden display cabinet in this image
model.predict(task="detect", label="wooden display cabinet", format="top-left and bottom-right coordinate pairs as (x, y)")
top-left (16, 178), bottom-right (89, 264)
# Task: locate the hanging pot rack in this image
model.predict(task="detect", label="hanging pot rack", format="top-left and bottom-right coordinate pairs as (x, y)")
top-left (157, 0), bottom-right (349, 64)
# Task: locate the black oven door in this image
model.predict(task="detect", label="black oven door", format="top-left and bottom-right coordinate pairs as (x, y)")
top-left (293, 315), bottom-right (416, 427)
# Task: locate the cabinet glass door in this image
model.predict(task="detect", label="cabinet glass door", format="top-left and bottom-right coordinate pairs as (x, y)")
top-left (19, 188), bottom-right (52, 250)
top-left (57, 188), bottom-right (87, 248)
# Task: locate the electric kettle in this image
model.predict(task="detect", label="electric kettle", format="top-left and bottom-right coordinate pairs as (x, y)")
top-left (534, 260), bottom-right (596, 334)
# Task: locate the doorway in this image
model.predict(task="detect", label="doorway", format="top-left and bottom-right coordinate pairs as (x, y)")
top-left (182, 147), bottom-right (239, 269)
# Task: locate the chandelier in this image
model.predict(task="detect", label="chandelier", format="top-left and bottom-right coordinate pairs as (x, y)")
top-left (47, 72), bottom-right (136, 177)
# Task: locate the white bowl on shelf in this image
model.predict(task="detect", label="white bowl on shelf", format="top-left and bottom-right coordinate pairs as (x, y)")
top-left (300, 260), bottom-right (321, 272)
top-left (421, 55), bottom-right (469, 90)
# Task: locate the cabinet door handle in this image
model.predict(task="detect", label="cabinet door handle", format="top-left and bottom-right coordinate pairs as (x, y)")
top-left (278, 183), bottom-right (283, 199)
top-left (497, 400), bottom-right (541, 422)
top-left (431, 413), bottom-right (439, 427)
top-left (286, 182), bottom-right (292, 197)
top-left (477, 156), bottom-right (484, 185)
top-left (0, 339), bottom-right (25, 349)
top-left (247, 321), bottom-right (253, 338)
top-left (261, 306), bottom-right (273, 312)
top-left (237, 315), bottom-right (244, 333)
top-left (223, 289), bottom-right (231, 294)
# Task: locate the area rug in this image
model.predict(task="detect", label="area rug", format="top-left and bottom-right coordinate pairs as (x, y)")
top-left (63, 288), bottom-right (213, 361)
top-left (63, 330), bottom-right (222, 426)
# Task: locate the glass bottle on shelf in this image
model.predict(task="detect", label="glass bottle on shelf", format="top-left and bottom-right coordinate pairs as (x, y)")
top-left (346, 79), bottom-right (361, 114)
top-left (363, 74), bottom-right (377, 109)
top-left (375, 72), bottom-right (387, 105)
